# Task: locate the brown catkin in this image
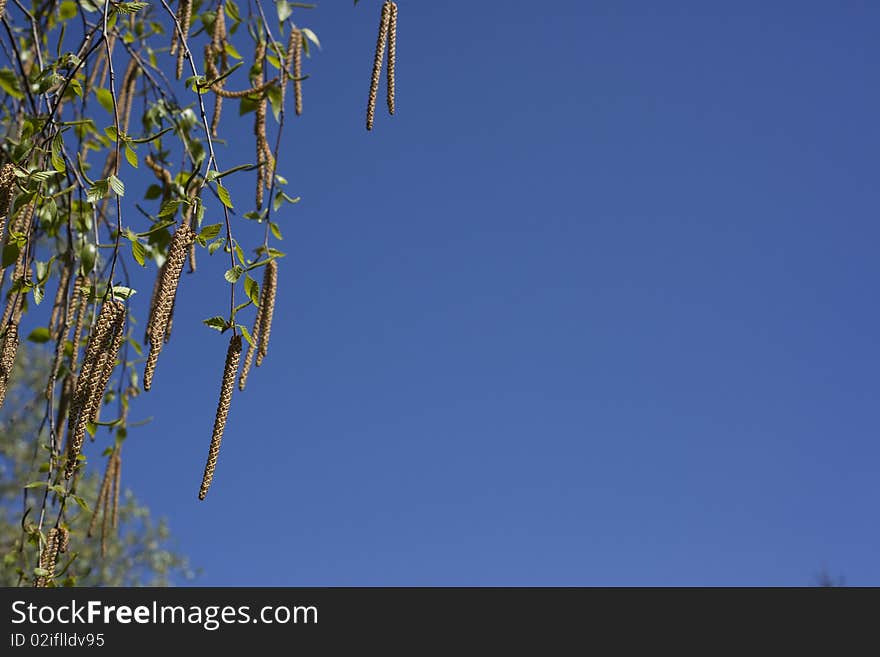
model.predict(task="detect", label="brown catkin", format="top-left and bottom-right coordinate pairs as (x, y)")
top-left (291, 29), bottom-right (303, 116)
top-left (174, 0), bottom-right (192, 79)
top-left (55, 375), bottom-right (72, 453)
top-left (58, 527), bottom-right (70, 554)
top-left (199, 334), bottom-right (242, 500)
top-left (164, 297), bottom-right (175, 344)
top-left (111, 449), bottom-right (121, 529)
top-left (367, 2), bottom-right (391, 131)
top-left (0, 202), bottom-right (32, 325)
top-left (100, 481), bottom-right (110, 558)
top-left (46, 269), bottom-right (77, 400)
top-left (212, 76), bottom-right (279, 99)
top-left (185, 187), bottom-right (198, 273)
top-left (0, 322), bottom-right (19, 411)
top-left (0, 0), bottom-right (7, 21)
top-left (48, 260), bottom-right (72, 339)
top-left (87, 452), bottom-right (113, 538)
top-left (0, 163), bottom-right (15, 227)
top-left (144, 223), bottom-right (193, 390)
top-left (386, 2), bottom-right (397, 115)
top-left (144, 262), bottom-right (164, 344)
top-left (68, 278), bottom-right (88, 374)
top-left (253, 42), bottom-right (268, 208)
top-left (35, 528), bottom-right (60, 587)
top-left (66, 300), bottom-right (125, 479)
top-left (255, 259), bottom-right (277, 367)
top-left (118, 56), bottom-right (139, 134)
top-left (238, 299), bottom-right (263, 391)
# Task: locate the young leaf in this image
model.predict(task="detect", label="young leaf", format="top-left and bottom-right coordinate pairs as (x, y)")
top-left (203, 316), bottom-right (228, 331)
top-left (95, 87), bottom-right (114, 113)
top-left (108, 174), bottom-right (125, 196)
top-left (27, 327), bottom-right (51, 343)
top-left (224, 265), bottom-right (244, 283)
top-left (130, 239), bottom-right (147, 266)
top-left (243, 274), bottom-right (260, 306)
top-left (199, 223), bottom-right (222, 241)
top-left (217, 185), bottom-right (233, 209)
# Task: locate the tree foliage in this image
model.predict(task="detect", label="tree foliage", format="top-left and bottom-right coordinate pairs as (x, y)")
top-left (0, 345), bottom-right (194, 585)
top-left (0, 0), bottom-right (399, 586)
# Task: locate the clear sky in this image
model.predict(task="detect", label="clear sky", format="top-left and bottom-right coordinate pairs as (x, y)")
top-left (111, 1), bottom-right (879, 585)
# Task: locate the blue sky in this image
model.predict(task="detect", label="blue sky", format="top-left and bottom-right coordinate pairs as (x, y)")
top-left (107, 1), bottom-right (879, 585)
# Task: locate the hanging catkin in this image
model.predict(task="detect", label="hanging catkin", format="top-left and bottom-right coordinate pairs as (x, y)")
top-left (283, 28), bottom-right (303, 116)
top-left (238, 299), bottom-right (263, 391)
top-left (386, 2), bottom-right (398, 115)
top-left (68, 277), bottom-right (88, 374)
top-left (0, 202), bottom-right (33, 325)
top-left (111, 448), bottom-right (122, 529)
top-left (65, 299), bottom-right (125, 479)
top-left (0, 163), bottom-right (15, 230)
top-left (0, 0), bottom-right (7, 21)
top-left (118, 56), bottom-right (139, 134)
top-left (87, 451), bottom-right (114, 538)
top-left (58, 527), bottom-right (70, 554)
top-left (143, 222), bottom-right (193, 390)
top-left (208, 5), bottom-right (228, 136)
top-left (199, 334), bottom-right (242, 500)
top-left (253, 41), bottom-right (269, 208)
top-left (144, 262), bottom-right (164, 344)
top-left (255, 259), bottom-right (277, 367)
top-left (47, 259), bottom-right (72, 339)
top-left (35, 528), bottom-right (61, 587)
top-left (173, 0), bottom-right (192, 79)
top-left (0, 322), bottom-right (19, 411)
top-left (366, 1), bottom-right (391, 131)
top-left (46, 276), bottom-right (76, 401)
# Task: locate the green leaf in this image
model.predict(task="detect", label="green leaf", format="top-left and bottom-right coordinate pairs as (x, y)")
top-left (0, 68), bottom-right (24, 100)
top-left (112, 286), bottom-right (137, 299)
top-left (239, 96), bottom-right (258, 116)
top-left (32, 286), bottom-right (44, 306)
top-left (224, 43), bottom-right (243, 60)
top-left (71, 495), bottom-right (90, 512)
top-left (208, 239), bottom-right (224, 255)
top-left (217, 185), bottom-right (233, 209)
top-left (199, 223), bottom-right (222, 241)
top-left (276, 0), bottom-right (292, 22)
top-left (238, 324), bottom-right (255, 348)
top-left (269, 221), bottom-right (283, 240)
top-left (224, 265), bottom-right (244, 283)
top-left (33, 567), bottom-right (50, 577)
top-left (80, 243), bottom-right (97, 274)
top-left (301, 27), bottom-right (321, 50)
top-left (86, 179), bottom-right (110, 203)
top-left (158, 199), bottom-right (182, 218)
top-left (267, 84), bottom-right (282, 122)
top-left (244, 274), bottom-right (260, 306)
top-left (95, 87), bottom-right (114, 114)
top-left (234, 242), bottom-right (246, 266)
top-left (130, 239), bottom-right (147, 266)
top-left (124, 143), bottom-right (138, 168)
top-left (203, 315), bottom-right (228, 331)
top-left (145, 184), bottom-right (162, 200)
top-left (59, 1), bottom-right (77, 20)
top-left (51, 134), bottom-right (66, 172)
top-left (108, 174), bottom-right (125, 196)
top-left (24, 481), bottom-right (48, 489)
top-left (113, 1), bottom-right (148, 14)
top-left (225, 0), bottom-right (241, 22)
top-left (1, 243), bottom-right (19, 268)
